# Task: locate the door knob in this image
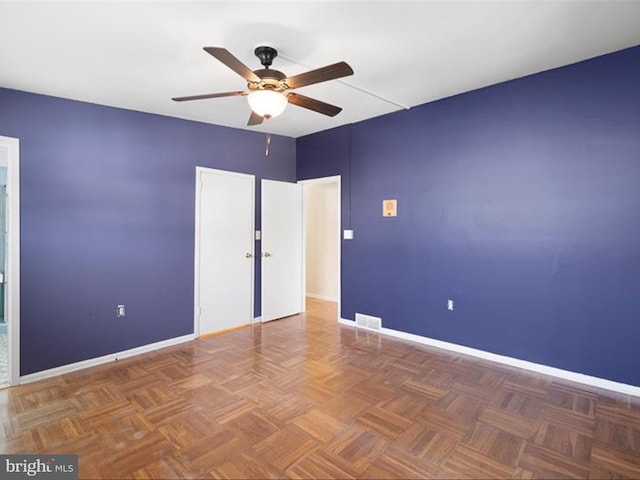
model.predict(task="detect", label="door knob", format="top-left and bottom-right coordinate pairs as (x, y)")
top-left (263, 252), bottom-right (272, 257)
top-left (245, 252), bottom-right (253, 258)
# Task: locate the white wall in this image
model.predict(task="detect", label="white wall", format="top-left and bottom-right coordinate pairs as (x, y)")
top-left (304, 181), bottom-right (339, 302)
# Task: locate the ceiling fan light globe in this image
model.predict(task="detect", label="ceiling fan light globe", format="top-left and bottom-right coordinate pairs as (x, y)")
top-left (247, 90), bottom-right (288, 119)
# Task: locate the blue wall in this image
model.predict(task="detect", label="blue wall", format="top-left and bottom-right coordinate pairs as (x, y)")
top-left (0, 88), bottom-right (295, 375)
top-left (298, 45), bottom-right (640, 386)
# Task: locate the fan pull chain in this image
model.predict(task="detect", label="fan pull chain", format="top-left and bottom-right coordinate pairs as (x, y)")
top-left (265, 133), bottom-right (271, 157)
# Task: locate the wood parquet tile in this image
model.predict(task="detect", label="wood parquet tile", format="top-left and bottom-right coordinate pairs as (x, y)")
top-left (396, 423), bottom-right (461, 464)
top-left (2, 297), bottom-right (640, 478)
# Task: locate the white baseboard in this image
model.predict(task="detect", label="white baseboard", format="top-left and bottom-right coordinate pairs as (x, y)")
top-left (339, 319), bottom-right (640, 398)
top-left (306, 292), bottom-right (338, 302)
top-left (253, 316), bottom-right (262, 323)
top-left (19, 334), bottom-right (195, 385)
top-left (339, 318), bottom-right (356, 326)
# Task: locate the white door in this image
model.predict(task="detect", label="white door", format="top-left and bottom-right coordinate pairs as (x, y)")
top-left (261, 180), bottom-right (303, 322)
top-left (196, 168), bottom-right (254, 336)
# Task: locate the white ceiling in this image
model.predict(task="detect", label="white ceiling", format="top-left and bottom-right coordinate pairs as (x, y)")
top-left (1, 1), bottom-right (640, 138)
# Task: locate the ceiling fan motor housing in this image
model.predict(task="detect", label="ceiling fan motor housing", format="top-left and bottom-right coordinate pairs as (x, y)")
top-left (253, 69), bottom-right (286, 81)
top-left (250, 46), bottom-right (287, 91)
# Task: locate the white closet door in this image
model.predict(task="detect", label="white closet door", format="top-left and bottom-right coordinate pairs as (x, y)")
top-left (197, 168), bottom-right (254, 335)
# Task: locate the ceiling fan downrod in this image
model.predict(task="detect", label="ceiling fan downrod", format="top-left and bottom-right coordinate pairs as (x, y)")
top-left (254, 46), bottom-right (278, 69)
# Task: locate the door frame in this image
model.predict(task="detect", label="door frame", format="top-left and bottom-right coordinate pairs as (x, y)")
top-left (193, 166), bottom-right (255, 337)
top-left (0, 135), bottom-right (20, 385)
top-left (299, 175), bottom-right (341, 321)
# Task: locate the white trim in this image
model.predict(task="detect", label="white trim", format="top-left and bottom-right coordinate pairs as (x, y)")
top-left (20, 334), bottom-right (195, 385)
top-left (339, 318), bottom-right (356, 326)
top-left (306, 292), bottom-right (338, 302)
top-left (339, 320), bottom-right (640, 398)
top-left (194, 167), bottom-right (255, 338)
top-left (0, 135), bottom-right (20, 386)
top-left (299, 175), bottom-right (341, 322)
top-left (253, 316), bottom-right (262, 323)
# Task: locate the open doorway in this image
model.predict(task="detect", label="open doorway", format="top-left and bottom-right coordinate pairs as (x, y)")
top-left (0, 162), bottom-right (6, 384)
top-left (0, 135), bottom-right (20, 387)
top-left (301, 176), bottom-right (341, 320)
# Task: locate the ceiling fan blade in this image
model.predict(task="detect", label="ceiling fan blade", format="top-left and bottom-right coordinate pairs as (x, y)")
top-left (203, 47), bottom-right (261, 83)
top-left (172, 91), bottom-right (246, 102)
top-left (287, 93), bottom-right (342, 117)
top-left (285, 62), bottom-right (353, 89)
top-left (247, 110), bottom-right (264, 126)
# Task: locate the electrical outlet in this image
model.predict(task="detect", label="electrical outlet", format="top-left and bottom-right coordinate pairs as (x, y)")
top-left (447, 299), bottom-right (454, 311)
top-left (117, 305), bottom-right (126, 317)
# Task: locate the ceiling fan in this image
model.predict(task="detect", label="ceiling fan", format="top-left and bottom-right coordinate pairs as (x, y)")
top-left (172, 46), bottom-right (354, 126)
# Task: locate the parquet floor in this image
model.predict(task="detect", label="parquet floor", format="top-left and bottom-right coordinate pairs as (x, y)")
top-left (1, 298), bottom-right (640, 479)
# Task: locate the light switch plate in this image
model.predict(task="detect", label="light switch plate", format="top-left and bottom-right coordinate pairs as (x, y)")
top-left (343, 229), bottom-right (354, 240)
top-left (255, 230), bottom-right (261, 240)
